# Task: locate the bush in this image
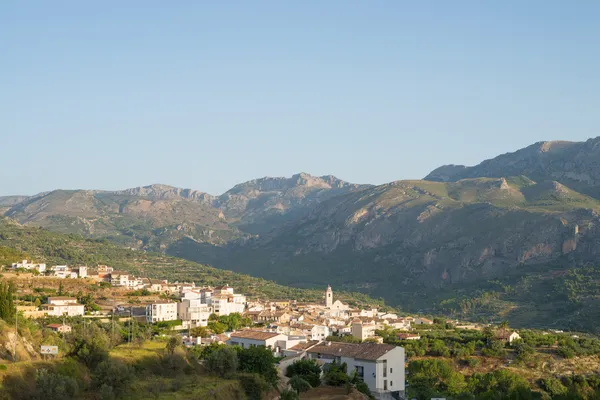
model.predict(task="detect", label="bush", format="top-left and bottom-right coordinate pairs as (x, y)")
top-left (34, 368), bottom-right (80, 400)
top-left (463, 357), bottom-right (480, 368)
top-left (93, 359), bottom-right (133, 397)
top-left (280, 388), bottom-right (300, 400)
top-left (540, 377), bottom-right (568, 397)
top-left (324, 362), bottom-right (349, 386)
top-left (70, 337), bottom-right (109, 369)
top-left (205, 346), bottom-right (238, 378)
top-left (286, 359), bottom-right (321, 387)
top-left (355, 379), bottom-right (374, 399)
top-left (237, 373), bottom-right (271, 400)
top-left (557, 345), bottom-right (576, 359)
top-left (289, 375), bottom-right (312, 393)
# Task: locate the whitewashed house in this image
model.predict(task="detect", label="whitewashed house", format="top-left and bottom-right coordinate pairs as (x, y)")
top-left (306, 342), bottom-right (405, 398)
top-left (45, 297), bottom-right (85, 316)
top-left (310, 325), bottom-right (330, 341)
top-left (11, 260), bottom-right (46, 273)
top-left (52, 265), bottom-right (70, 279)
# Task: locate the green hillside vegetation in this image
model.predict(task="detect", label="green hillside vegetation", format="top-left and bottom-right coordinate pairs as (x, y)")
top-left (375, 322), bottom-right (600, 399)
top-left (0, 218), bottom-right (385, 308)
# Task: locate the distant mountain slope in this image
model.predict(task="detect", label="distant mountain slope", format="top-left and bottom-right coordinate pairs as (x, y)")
top-left (1, 173), bottom-right (364, 249)
top-left (4, 188), bottom-right (239, 250)
top-left (424, 137), bottom-right (600, 198)
top-left (0, 217), bottom-right (383, 307)
top-left (216, 172), bottom-right (368, 233)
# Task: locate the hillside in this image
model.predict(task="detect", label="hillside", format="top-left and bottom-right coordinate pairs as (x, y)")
top-left (2, 173), bottom-right (364, 249)
top-left (0, 218), bottom-right (384, 308)
top-left (169, 177), bottom-right (600, 333)
top-left (424, 137), bottom-right (600, 199)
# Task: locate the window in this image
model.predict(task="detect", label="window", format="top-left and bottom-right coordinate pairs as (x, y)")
top-left (355, 366), bottom-right (364, 378)
top-left (384, 380), bottom-right (387, 390)
top-left (390, 368), bottom-right (393, 373)
top-left (383, 360), bottom-right (387, 377)
top-left (390, 381), bottom-right (393, 387)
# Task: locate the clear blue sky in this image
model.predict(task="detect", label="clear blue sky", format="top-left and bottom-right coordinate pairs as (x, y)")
top-left (2, 1), bottom-right (599, 196)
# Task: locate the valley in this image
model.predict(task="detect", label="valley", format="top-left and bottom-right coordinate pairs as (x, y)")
top-left (3, 138), bottom-right (600, 333)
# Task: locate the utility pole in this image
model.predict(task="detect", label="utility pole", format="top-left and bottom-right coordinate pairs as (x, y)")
top-left (129, 307), bottom-right (132, 347)
top-left (14, 301), bottom-right (18, 363)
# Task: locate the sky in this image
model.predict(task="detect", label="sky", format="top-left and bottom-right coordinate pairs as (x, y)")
top-left (1, 1), bottom-right (599, 196)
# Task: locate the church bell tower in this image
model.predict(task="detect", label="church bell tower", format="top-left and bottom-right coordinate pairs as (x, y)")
top-left (325, 285), bottom-right (333, 308)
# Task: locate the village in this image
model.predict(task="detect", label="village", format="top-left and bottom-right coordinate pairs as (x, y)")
top-left (7, 260), bottom-right (528, 399)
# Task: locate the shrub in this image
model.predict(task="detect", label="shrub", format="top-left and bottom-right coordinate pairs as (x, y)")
top-left (93, 359), bottom-right (133, 397)
top-left (557, 345), bottom-right (576, 359)
top-left (289, 375), bottom-right (312, 393)
top-left (205, 346), bottom-right (239, 378)
top-left (286, 359), bottom-right (321, 387)
top-left (355, 379), bottom-right (374, 399)
top-left (237, 373), bottom-right (271, 400)
top-left (324, 362), bottom-right (349, 386)
top-left (540, 377), bottom-right (568, 397)
top-left (280, 388), bottom-right (300, 400)
top-left (34, 368), bottom-right (79, 400)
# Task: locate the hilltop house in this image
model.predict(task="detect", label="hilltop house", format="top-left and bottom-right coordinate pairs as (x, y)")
top-left (11, 260), bottom-right (46, 273)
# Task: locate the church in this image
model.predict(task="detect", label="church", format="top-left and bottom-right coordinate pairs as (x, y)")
top-left (325, 285), bottom-right (350, 311)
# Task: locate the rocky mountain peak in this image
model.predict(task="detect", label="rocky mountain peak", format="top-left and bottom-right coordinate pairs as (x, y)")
top-left (115, 184), bottom-right (215, 203)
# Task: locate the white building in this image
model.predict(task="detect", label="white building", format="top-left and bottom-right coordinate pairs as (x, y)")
top-left (228, 330), bottom-right (303, 357)
top-left (178, 299), bottom-right (212, 328)
top-left (351, 320), bottom-right (382, 341)
top-left (11, 260), bottom-right (46, 273)
top-left (72, 266), bottom-right (87, 278)
top-left (310, 325), bottom-right (330, 341)
top-left (52, 265), bottom-right (70, 279)
top-left (209, 293), bottom-right (246, 316)
top-left (307, 342), bottom-right (405, 398)
top-left (46, 297), bottom-right (85, 316)
top-left (146, 302), bottom-right (178, 323)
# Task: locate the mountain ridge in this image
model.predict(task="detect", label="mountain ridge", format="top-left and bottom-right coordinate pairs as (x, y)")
top-left (4, 138), bottom-right (600, 332)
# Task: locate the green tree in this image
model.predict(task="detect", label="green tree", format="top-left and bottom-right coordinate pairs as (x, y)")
top-left (190, 326), bottom-right (210, 338)
top-left (237, 346), bottom-right (278, 385)
top-left (58, 281), bottom-right (64, 296)
top-left (165, 336), bottom-right (179, 358)
top-left (205, 346), bottom-right (238, 378)
top-left (208, 321), bottom-right (227, 334)
top-left (286, 359), bottom-right (321, 387)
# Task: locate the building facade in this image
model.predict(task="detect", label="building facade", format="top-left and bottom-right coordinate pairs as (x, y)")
top-left (146, 302), bottom-right (178, 323)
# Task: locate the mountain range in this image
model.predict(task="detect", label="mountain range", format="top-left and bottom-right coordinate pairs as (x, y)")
top-left (3, 137), bottom-right (600, 331)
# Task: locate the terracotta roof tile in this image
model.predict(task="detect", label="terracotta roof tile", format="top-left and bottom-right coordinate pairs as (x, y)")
top-left (229, 330), bottom-right (282, 340)
top-left (307, 342), bottom-right (397, 361)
